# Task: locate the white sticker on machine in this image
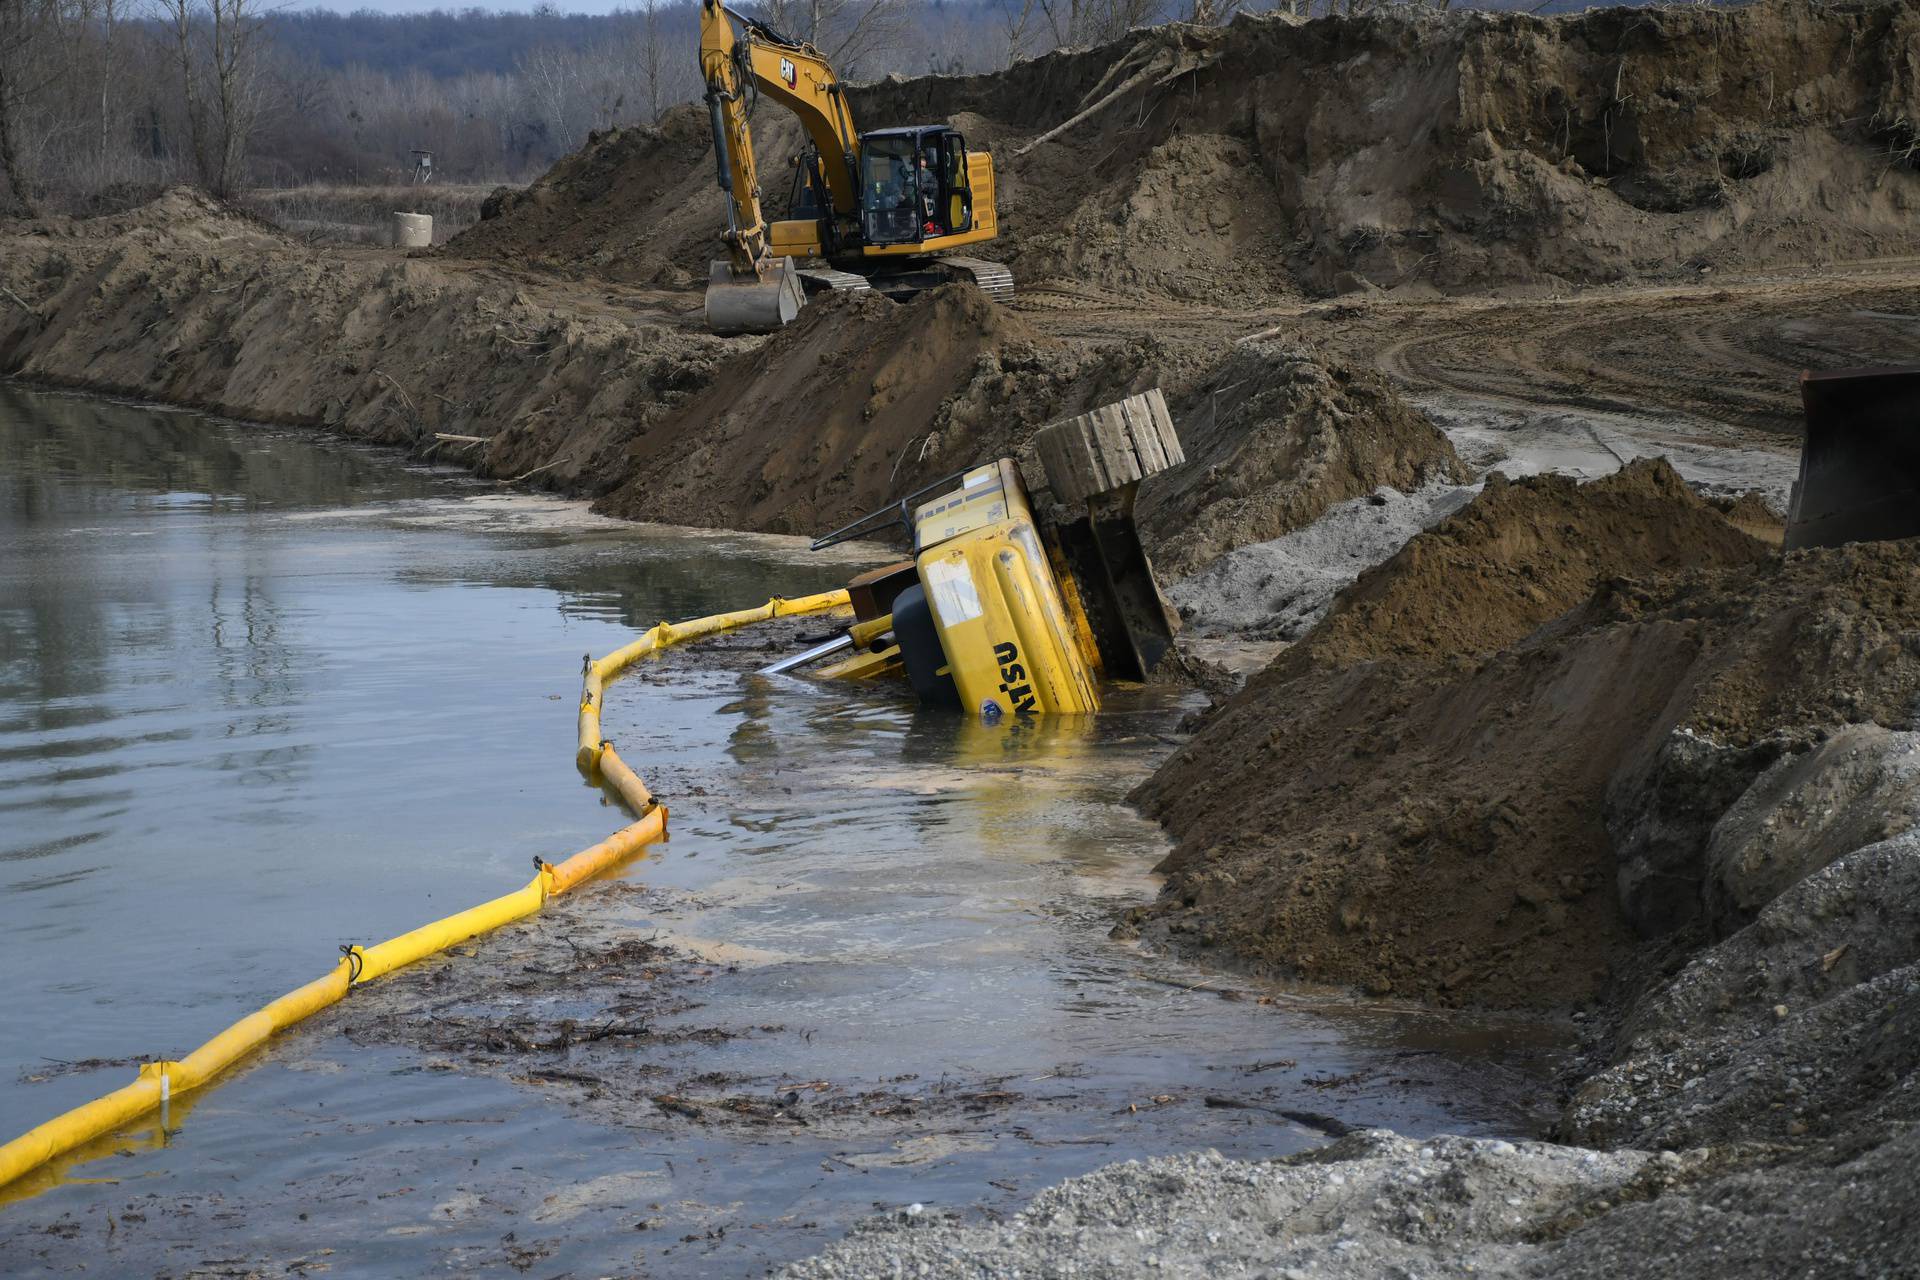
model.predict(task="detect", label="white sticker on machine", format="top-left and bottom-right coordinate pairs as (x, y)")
top-left (923, 555), bottom-right (984, 624)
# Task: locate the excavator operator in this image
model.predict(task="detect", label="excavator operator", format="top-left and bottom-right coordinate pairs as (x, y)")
top-left (915, 154), bottom-right (941, 234)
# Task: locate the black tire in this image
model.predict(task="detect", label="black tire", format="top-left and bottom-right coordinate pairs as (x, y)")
top-left (891, 582), bottom-right (961, 710)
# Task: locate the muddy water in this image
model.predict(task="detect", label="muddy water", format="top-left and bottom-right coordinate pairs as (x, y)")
top-left (0, 385), bottom-right (1563, 1276)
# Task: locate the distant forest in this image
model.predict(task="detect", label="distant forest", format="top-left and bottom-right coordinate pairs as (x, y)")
top-left (0, 0), bottom-right (1623, 214)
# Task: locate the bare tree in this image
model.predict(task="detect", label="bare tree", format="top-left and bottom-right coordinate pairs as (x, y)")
top-left (0, 0), bottom-right (67, 213)
top-left (995, 0), bottom-right (1038, 67)
top-left (757, 0), bottom-right (918, 75)
top-left (1035, 0), bottom-right (1163, 50)
top-left (638, 0), bottom-right (666, 123)
top-left (1185, 0), bottom-right (1239, 23)
top-left (94, 0), bottom-right (114, 152)
top-left (205, 0), bottom-right (267, 196)
top-left (151, 0), bottom-right (266, 196)
top-left (155, 0), bottom-right (207, 181)
top-left (518, 43), bottom-right (587, 149)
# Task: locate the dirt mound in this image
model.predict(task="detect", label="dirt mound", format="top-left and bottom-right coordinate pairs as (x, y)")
top-left (593, 294), bottom-right (1467, 557)
top-left (0, 189), bottom-right (733, 496)
top-left (438, 105), bottom-right (753, 285)
top-left (16, 184), bottom-right (285, 249)
top-left (1139, 342), bottom-right (1465, 580)
top-left (450, 1), bottom-right (1920, 300)
top-left (1127, 463), bottom-right (1848, 1008)
top-left (592, 285), bottom-right (1171, 537)
top-left (1297, 460), bottom-right (1770, 667)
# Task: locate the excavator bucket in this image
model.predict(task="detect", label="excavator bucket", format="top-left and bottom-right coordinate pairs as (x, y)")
top-left (1784, 366), bottom-right (1920, 551)
top-left (704, 256), bottom-right (806, 336)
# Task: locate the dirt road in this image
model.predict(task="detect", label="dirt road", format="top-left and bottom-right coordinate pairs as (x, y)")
top-left (1013, 262), bottom-right (1920, 437)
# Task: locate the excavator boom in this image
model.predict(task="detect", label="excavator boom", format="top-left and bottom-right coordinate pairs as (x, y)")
top-left (699, 0), bottom-right (856, 333)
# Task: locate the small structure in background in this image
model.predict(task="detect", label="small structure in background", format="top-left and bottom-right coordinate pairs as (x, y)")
top-left (410, 150), bottom-right (435, 184)
top-left (392, 212), bottom-right (433, 247)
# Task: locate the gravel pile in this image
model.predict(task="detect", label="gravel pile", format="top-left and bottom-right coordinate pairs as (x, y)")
top-left (1167, 483), bottom-right (1476, 640)
top-left (780, 1135), bottom-right (1654, 1280)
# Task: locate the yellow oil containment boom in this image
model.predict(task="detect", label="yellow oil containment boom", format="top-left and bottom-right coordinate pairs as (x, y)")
top-left (698, 0), bottom-right (1009, 334)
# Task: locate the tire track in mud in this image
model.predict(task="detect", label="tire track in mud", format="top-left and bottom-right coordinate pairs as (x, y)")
top-left (1009, 267), bottom-right (1920, 505)
top-left (1368, 275), bottom-right (1920, 439)
top-left (1017, 268), bottom-right (1920, 449)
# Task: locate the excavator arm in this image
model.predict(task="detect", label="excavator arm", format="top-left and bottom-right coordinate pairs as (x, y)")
top-left (699, 0), bottom-right (860, 332)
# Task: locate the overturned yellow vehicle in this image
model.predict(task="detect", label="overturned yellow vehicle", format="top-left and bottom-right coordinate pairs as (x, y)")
top-left (767, 391), bottom-right (1186, 719)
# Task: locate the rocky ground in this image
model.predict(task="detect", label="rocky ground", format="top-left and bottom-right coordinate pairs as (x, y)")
top-left (3, 1), bottom-right (1919, 1274)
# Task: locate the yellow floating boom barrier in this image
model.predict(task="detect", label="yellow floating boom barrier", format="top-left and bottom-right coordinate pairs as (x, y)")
top-left (0, 589), bottom-right (850, 1195)
top-left (577, 589), bottom-right (851, 772)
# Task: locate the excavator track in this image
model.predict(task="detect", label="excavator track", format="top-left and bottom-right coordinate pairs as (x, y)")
top-left (797, 267), bottom-right (873, 295)
top-left (941, 257), bottom-right (1016, 304)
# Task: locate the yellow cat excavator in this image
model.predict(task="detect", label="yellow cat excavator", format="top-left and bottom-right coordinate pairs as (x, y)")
top-left (698, 0), bottom-right (1013, 334)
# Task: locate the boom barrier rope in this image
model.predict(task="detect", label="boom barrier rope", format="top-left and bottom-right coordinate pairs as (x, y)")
top-left (0, 590), bottom-right (852, 1195)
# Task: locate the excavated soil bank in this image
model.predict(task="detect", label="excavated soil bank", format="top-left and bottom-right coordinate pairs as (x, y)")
top-left (1295, 460), bottom-right (1770, 668)
top-left (449, 0), bottom-right (1920, 300)
top-left (1130, 461), bottom-right (1913, 1008)
top-left (592, 285), bottom-right (1108, 536)
top-left (0, 195), bottom-right (1463, 577)
top-left (592, 304), bottom-right (1466, 567)
top-left (0, 190), bottom-right (735, 494)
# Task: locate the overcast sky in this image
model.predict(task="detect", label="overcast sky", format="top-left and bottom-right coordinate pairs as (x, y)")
top-left (290, 1), bottom-right (646, 13)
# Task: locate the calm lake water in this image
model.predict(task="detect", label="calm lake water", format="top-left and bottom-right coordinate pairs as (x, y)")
top-left (0, 385), bottom-right (1559, 1276)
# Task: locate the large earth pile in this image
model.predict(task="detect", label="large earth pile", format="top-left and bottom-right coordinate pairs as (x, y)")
top-left (0, 190), bottom-right (738, 493)
top-left (593, 285), bottom-right (1077, 534)
top-left (446, 0), bottom-right (1920, 299)
top-left (591, 288), bottom-right (1466, 565)
top-left (444, 107), bottom-right (798, 288)
top-left (1127, 462), bottom-right (1920, 1008)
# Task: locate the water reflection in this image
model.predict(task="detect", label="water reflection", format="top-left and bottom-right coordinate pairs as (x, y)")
top-left (0, 384), bottom-right (852, 1142)
top-left (0, 383), bottom-right (453, 508)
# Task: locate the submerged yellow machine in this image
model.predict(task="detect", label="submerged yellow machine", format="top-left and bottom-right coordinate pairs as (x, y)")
top-left (765, 392), bottom-right (1186, 718)
top-left (698, 0), bottom-right (1011, 334)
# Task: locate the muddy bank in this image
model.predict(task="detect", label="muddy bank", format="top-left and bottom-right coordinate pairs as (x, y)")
top-left (590, 285), bottom-right (1142, 536)
top-left (0, 190), bottom-right (733, 495)
top-left (1134, 476), bottom-right (1920, 1007)
top-left (593, 304), bottom-right (1468, 562)
top-left (0, 193), bottom-right (1474, 578)
top-left (452, 0), bottom-right (1920, 300)
top-left (1131, 461), bottom-right (1782, 1007)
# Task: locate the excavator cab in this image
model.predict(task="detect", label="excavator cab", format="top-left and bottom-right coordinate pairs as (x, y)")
top-left (858, 127), bottom-right (972, 247)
